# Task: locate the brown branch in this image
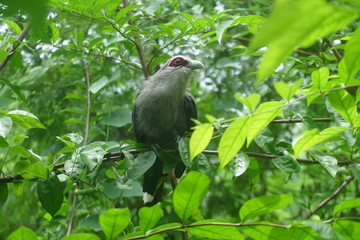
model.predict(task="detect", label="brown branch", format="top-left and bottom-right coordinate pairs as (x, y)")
top-left (0, 23), bottom-right (31, 71)
top-left (122, 0), bottom-right (149, 79)
top-left (82, 60), bottom-right (91, 145)
top-left (305, 176), bottom-right (355, 219)
top-left (324, 38), bottom-right (342, 62)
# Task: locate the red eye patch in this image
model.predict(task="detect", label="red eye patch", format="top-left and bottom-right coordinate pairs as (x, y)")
top-left (168, 57), bottom-right (189, 67)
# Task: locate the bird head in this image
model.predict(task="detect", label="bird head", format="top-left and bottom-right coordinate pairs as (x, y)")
top-left (150, 55), bottom-right (204, 87)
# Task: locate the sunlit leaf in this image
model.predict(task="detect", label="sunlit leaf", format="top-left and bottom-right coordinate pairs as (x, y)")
top-left (6, 226), bottom-right (38, 240)
top-left (139, 204), bottom-right (163, 233)
top-left (218, 117), bottom-right (249, 169)
top-left (100, 208), bottom-right (130, 240)
top-left (0, 116), bottom-right (12, 138)
top-left (293, 127), bottom-right (348, 159)
top-left (189, 123), bottom-right (214, 161)
top-left (240, 195), bottom-right (293, 221)
top-left (333, 198), bottom-right (360, 216)
top-left (274, 79), bottom-right (303, 101)
top-left (234, 93), bottom-right (260, 113)
top-left (189, 219), bottom-right (244, 240)
top-left (328, 90), bottom-right (357, 126)
top-left (173, 171), bottom-right (210, 221)
top-left (7, 110), bottom-right (46, 129)
top-left (313, 155), bottom-right (338, 178)
top-left (333, 220), bottom-right (360, 240)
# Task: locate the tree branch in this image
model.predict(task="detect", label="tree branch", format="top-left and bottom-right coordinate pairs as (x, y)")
top-left (305, 176), bottom-right (355, 219)
top-left (324, 38), bottom-right (342, 62)
top-left (0, 23), bottom-right (31, 72)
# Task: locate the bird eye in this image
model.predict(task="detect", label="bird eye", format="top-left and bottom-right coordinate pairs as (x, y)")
top-left (169, 57), bottom-right (186, 67)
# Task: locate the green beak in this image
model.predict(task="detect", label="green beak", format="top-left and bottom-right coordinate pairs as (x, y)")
top-left (187, 60), bottom-right (204, 70)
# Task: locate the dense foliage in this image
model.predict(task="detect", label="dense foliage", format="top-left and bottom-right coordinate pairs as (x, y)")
top-left (1, 0), bottom-right (360, 239)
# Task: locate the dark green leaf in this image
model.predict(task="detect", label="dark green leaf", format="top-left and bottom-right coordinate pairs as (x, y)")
top-left (0, 182), bottom-right (8, 207)
top-left (37, 174), bottom-right (64, 217)
top-left (349, 164), bottom-right (360, 182)
top-left (127, 151), bottom-right (156, 179)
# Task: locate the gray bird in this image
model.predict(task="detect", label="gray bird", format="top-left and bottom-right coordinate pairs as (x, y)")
top-left (132, 55), bottom-right (204, 205)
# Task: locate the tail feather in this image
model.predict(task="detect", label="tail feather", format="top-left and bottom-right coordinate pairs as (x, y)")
top-left (142, 158), bottom-right (164, 206)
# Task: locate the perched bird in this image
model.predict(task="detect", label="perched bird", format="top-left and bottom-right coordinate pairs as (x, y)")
top-left (132, 55), bottom-right (204, 205)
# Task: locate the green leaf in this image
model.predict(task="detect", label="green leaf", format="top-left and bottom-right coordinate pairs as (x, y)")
top-left (5, 20), bottom-right (22, 34)
top-left (49, 22), bottom-right (60, 42)
top-left (339, 26), bottom-right (360, 84)
top-left (230, 153), bottom-right (250, 177)
top-left (0, 116), bottom-right (12, 138)
top-left (328, 90), bottom-right (357, 126)
top-left (239, 195), bottom-right (293, 221)
top-left (173, 171), bottom-right (210, 221)
top-left (189, 123), bottom-right (214, 161)
top-left (37, 174), bottom-right (64, 217)
top-left (89, 76), bottom-right (110, 94)
top-left (302, 221), bottom-right (339, 240)
top-left (350, 164), bottom-right (360, 182)
top-left (232, 15), bottom-right (266, 25)
top-left (0, 49), bottom-right (8, 62)
top-left (313, 155), bottom-right (338, 178)
top-left (79, 141), bottom-right (106, 172)
top-left (100, 208), bottom-right (130, 240)
top-left (0, 78), bottom-right (26, 101)
top-left (5, 226), bottom-right (38, 240)
top-left (115, 4), bottom-right (142, 21)
top-left (139, 204), bottom-right (163, 233)
top-left (7, 110), bottom-right (46, 129)
top-left (127, 151), bottom-right (156, 179)
top-left (101, 108), bottom-right (132, 127)
top-left (333, 220), bottom-right (360, 240)
top-left (0, 182), bottom-right (8, 207)
top-left (250, 0), bottom-right (359, 83)
top-left (272, 155), bottom-right (300, 172)
top-left (333, 198), bottom-right (360, 216)
top-left (293, 127), bottom-right (348, 159)
top-left (274, 79), bottom-right (303, 101)
top-left (60, 233), bottom-right (100, 240)
top-left (189, 219), bottom-right (244, 240)
top-left (246, 101), bottom-right (284, 146)
top-left (218, 117), bottom-right (249, 169)
top-left (311, 67), bottom-right (329, 91)
top-left (216, 20), bottom-right (233, 44)
top-left (20, 162), bottom-right (49, 180)
top-left (234, 93), bottom-right (260, 113)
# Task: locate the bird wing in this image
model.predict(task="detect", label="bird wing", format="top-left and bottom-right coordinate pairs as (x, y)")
top-left (183, 90), bottom-right (198, 131)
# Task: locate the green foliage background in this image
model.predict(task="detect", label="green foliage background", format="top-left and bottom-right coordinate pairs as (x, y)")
top-left (1, 0), bottom-right (360, 239)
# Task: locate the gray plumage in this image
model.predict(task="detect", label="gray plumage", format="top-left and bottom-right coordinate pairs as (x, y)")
top-left (132, 55), bottom-right (204, 205)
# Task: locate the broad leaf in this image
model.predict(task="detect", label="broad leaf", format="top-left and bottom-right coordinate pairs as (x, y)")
top-left (101, 108), bottom-right (132, 127)
top-left (230, 153), bottom-right (250, 177)
top-left (234, 93), bottom-right (260, 113)
top-left (6, 226), bottom-right (38, 240)
top-left (333, 198), bottom-right (360, 216)
top-left (240, 195), bottom-right (293, 221)
top-left (173, 171), bottom-right (210, 221)
top-left (313, 155), bottom-right (338, 178)
top-left (250, 0), bottom-right (358, 83)
top-left (272, 155), bottom-right (300, 172)
top-left (293, 127), bottom-right (348, 159)
top-left (37, 174), bottom-right (64, 217)
top-left (189, 219), bottom-right (243, 240)
top-left (0, 183), bottom-right (8, 207)
top-left (339, 26), bottom-right (360, 85)
top-left (311, 67), bottom-right (329, 91)
top-left (7, 110), bottom-right (46, 129)
top-left (333, 220), bottom-right (360, 240)
top-left (328, 90), bottom-right (357, 126)
top-left (246, 101), bottom-right (284, 146)
top-left (20, 162), bottom-right (49, 180)
top-left (218, 117), bottom-right (249, 169)
top-left (60, 234), bottom-right (100, 240)
top-left (139, 204), bottom-right (163, 233)
top-left (274, 79), bottom-right (303, 101)
top-left (100, 208), bottom-right (130, 240)
top-left (128, 151), bottom-right (156, 179)
top-left (0, 116), bottom-right (12, 138)
top-left (189, 123), bottom-right (214, 161)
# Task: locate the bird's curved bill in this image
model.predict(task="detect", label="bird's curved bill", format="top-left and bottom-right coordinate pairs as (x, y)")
top-left (187, 60), bottom-right (204, 69)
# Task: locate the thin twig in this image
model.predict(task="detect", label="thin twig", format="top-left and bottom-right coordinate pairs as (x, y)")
top-left (305, 176), bottom-right (355, 219)
top-left (0, 23), bottom-right (31, 71)
top-left (82, 59), bottom-right (91, 145)
top-left (66, 191), bottom-right (78, 236)
top-left (324, 38), bottom-right (342, 62)
top-left (124, 221), bottom-right (290, 240)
